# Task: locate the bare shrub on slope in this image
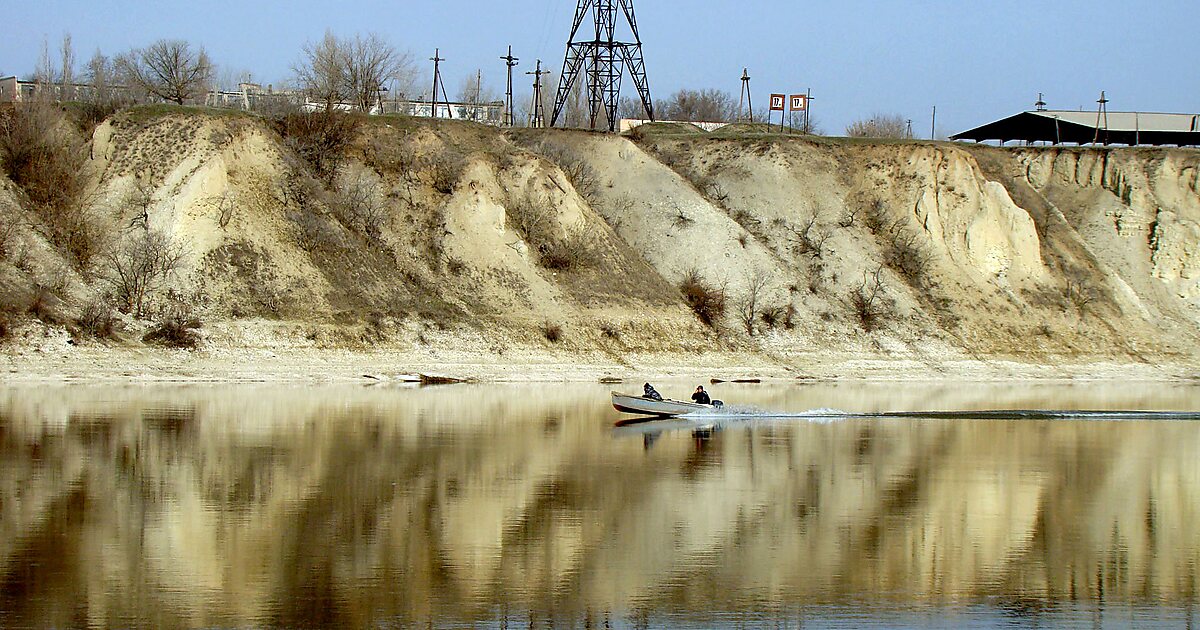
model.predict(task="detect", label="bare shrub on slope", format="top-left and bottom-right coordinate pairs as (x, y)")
top-left (102, 229), bottom-right (186, 318)
top-left (737, 270), bottom-right (771, 335)
top-left (331, 168), bottom-right (389, 240)
top-left (849, 266), bottom-right (893, 332)
top-left (863, 198), bottom-right (933, 288)
top-left (77, 298), bottom-right (122, 339)
top-left (778, 215), bottom-right (831, 258)
top-left (274, 110), bottom-right (360, 184)
top-left (680, 269), bottom-right (726, 328)
top-left (0, 101), bottom-right (106, 268)
top-left (526, 141), bottom-right (600, 204)
top-left (142, 304), bottom-right (202, 348)
top-left (507, 194), bottom-right (599, 271)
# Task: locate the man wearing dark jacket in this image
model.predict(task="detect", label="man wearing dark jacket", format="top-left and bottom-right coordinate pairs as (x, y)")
top-left (643, 383), bottom-right (663, 401)
top-left (691, 386), bottom-right (711, 405)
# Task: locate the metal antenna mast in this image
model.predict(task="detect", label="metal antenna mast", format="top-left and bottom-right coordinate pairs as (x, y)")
top-left (501, 46), bottom-right (519, 127)
top-left (551, 0), bottom-right (654, 131)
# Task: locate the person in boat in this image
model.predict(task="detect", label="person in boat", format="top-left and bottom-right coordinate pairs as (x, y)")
top-left (643, 383), bottom-right (663, 401)
top-left (691, 386), bottom-right (711, 405)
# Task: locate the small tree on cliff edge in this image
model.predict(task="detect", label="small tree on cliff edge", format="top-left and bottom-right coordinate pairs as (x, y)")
top-left (846, 114), bottom-right (910, 139)
top-left (659, 88), bottom-right (738, 123)
top-left (116, 39), bottom-right (214, 105)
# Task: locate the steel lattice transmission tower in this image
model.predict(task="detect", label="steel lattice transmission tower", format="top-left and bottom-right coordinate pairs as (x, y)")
top-left (551, 0), bottom-right (654, 131)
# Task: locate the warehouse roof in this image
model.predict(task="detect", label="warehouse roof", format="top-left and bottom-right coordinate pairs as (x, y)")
top-left (951, 110), bottom-right (1200, 146)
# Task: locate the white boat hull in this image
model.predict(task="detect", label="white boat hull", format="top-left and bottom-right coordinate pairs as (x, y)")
top-left (611, 391), bottom-right (712, 417)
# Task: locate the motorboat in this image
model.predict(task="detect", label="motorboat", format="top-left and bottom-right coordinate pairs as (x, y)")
top-left (611, 390), bottom-right (718, 417)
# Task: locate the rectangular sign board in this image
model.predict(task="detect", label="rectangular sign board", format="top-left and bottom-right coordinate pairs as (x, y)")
top-left (769, 94), bottom-right (786, 111)
top-left (790, 94), bottom-right (808, 112)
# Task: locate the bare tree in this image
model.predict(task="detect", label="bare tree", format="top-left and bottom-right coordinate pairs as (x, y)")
top-left (34, 38), bottom-right (55, 91)
top-left (85, 50), bottom-right (118, 105)
top-left (660, 88), bottom-right (738, 123)
top-left (295, 31), bottom-right (347, 112)
top-left (789, 112), bottom-right (822, 135)
top-left (849, 266), bottom-right (892, 331)
top-left (846, 113), bottom-right (910, 139)
top-left (344, 33), bottom-right (411, 113)
top-left (616, 95), bottom-right (650, 121)
top-left (103, 229), bottom-right (186, 318)
top-left (295, 31), bottom-right (412, 113)
top-left (737, 270), bottom-right (772, 335)
top-left (457, 70), bottom-right (498, 122)
top-left (117, 39), bottom-right (214, 105)
top-left (550, 73), bottom-right (590, 129)
top-left (213, 65), bottom-right (253, 91)
top-left (59, 34), bottom-right (76, 101)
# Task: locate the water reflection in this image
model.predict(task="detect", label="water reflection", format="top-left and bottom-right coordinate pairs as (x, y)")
top-left (0, 382), bottom-right (1199, 627)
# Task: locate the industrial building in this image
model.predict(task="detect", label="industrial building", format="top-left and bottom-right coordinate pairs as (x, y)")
top-left (952, 109), bottom-right (1200, 147)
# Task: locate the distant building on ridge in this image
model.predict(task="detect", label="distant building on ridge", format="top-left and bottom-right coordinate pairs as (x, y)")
top-left (953, 110), bottom-right (1200, 147)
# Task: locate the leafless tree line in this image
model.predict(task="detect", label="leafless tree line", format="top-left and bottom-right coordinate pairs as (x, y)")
top-left (30, 34), bottom-right (211, 107)
top-left (22, 31), bottom-right (414, 115)
top-left (294, 31), bottom-right (414, 113)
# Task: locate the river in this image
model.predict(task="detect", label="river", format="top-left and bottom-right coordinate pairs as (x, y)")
top-left (1, 380), bottom-right (1198, 628)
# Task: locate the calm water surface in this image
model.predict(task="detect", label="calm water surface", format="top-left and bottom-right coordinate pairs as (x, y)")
top-left (2, 380), bottom-right (1199, 628)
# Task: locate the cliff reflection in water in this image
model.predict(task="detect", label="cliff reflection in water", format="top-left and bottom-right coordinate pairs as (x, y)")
top-left (1, 383), bottom-right (1199, 626)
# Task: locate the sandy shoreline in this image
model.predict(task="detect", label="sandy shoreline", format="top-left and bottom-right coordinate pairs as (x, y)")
top-left (3, 340), bottom-right (1195, 385)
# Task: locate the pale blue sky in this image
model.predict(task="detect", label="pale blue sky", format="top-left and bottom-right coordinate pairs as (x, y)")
top-left (3, 0), bottom-right (1196, 136)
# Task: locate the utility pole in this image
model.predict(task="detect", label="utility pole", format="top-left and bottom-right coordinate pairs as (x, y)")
top-left (472, 68), bottom-right (483, 122)
top-left (805, 88), bottom-right (813, 133)
top-left (1094, 90), bottom-right (1109, 145)
top-left (527, 59), bottom-right (550, 128)
top-left (552, 0), bottom-right (654, 131)
top-left (906, 119), bottom-right (913, 139)
top-left (931, 105), bottom-right (937, 140)
top-left (738, 68), bottom-right (753, 122)
top-left (501, 45), bottom-right (519, 127)
top-left (429, 49), bottom-right (447, 119)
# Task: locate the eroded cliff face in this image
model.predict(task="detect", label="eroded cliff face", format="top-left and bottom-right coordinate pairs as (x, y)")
top-left (1, 109), bottom-right (1198, 372)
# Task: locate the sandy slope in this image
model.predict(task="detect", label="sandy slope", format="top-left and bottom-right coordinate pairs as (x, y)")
top-left (1, 110), bottom-right (1199, 382)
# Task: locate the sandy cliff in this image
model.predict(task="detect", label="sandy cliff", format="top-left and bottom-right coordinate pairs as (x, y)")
top-left (1, 109), bottom-right (1198, 379)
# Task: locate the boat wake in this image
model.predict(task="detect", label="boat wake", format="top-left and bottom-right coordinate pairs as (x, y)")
top-left (614, 405), bottom-right (1200, 434)
top-left (678, 408), bottom-right (1200, 422)
top-left (681, 406), bottom-right (851, 422)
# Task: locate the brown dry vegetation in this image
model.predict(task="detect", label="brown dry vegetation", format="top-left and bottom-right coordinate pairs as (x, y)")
top-left (0, 101), bottom-right (107, 268)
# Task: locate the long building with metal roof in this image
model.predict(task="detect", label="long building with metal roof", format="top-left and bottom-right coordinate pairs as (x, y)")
top-left (951, 110), bottom-right (1200, 146)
